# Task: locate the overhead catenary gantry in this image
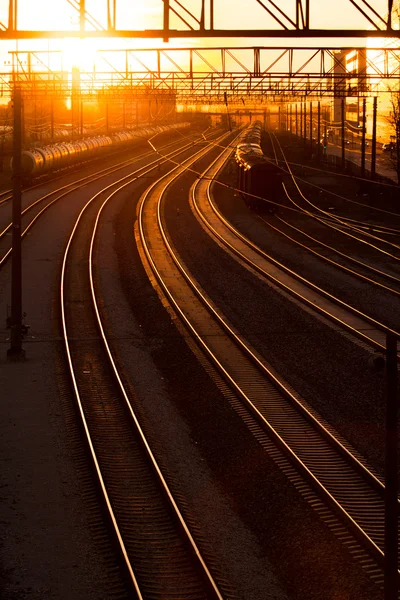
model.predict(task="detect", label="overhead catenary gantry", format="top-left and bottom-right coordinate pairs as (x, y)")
top-left (1, 1), bottom-right (400, 40)
top-left (0, 1), bottom-right (399, 103)
top-left (1, 45), bottom-right (400, 102)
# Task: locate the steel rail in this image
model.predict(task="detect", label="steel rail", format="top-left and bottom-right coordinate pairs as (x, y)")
top-left (312, 214), bottom-right (400, 237)
top-left (0, 129), bottom-right (209, 268)
top-left (138, 135), bottom-right (391, 586)
top-left (188, 133), bottom-right (400, 352)
top-left (0, 126), bottom-right (205, 207)
top-left (0, 139), bottom-right (164, 207)
top-left (273, 134), bottom-right (400, 258)
top-left (283, 182), bottom-right (400, 255)
top-left (263, 210), bottom-right (400, 296)
top-left (195, 137), bottom-right (387, 488)
top-left (61, 131), bottom-right (228, 599)
top-left (199, 177), bottom-right (398, 351)
top-left (88, 136), bottom-right (230, 600)
top-left (260, 134), bottom-right (400, 299)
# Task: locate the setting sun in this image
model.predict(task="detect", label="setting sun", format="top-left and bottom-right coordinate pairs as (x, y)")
top-left (62, 38), bottom-right (99, 71)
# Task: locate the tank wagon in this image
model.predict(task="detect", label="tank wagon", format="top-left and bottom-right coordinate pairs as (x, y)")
top-left (235, 121), bottom-right (283, 213)
top-left (16, 122), bottom-right (190, 181)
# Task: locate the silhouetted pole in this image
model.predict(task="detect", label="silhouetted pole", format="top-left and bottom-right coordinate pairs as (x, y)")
top-left (371, 96), bottom-right (377, 180)
top-left (317, 101), bottom-right (321, 161)
top-left (384, 333), bottom-right (398, 600)
top-left (7, 86), bottom-right (24, 360)
top-left (300, 102), bottom-right (303, 138)
top-left (50, 98), bottom-right (54, 141)
top-left (309, 101), bottom-right (313, 150)
top-left (361, 97), bottom-right (366, 177)
top-left (223, 92), bottom-right (231, 131)
top-left (341, 98), bottom-right (345, 168)
top-left (295, 103), bottom-right (298, 136)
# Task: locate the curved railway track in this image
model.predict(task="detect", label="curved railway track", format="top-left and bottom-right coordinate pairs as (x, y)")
top-left (60, 132), bottom-right (233, 599)
top-left (0, 129), bottom-right (213, 268)
top-left (137, 135), bottom-right (399, 591)
top-left (270, 133), bottom-right (400, 276)
top-left (0, 128), bottom-right (199, 207)
top-left (224, 131), bottom-right (400, 343)
top-left (201, 181), bottom-right (395, 354)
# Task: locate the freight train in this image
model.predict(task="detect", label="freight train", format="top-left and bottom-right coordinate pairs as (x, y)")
top-left (15, 122), bottom-right (191, 181)
top-left (235, 121), bottom-right (283, 213)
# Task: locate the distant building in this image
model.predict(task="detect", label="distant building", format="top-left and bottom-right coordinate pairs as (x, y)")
top-left (330, 6), bottom-right (400, 144)
top-left (366, 3), bottom-right (400, 143)
top-left (332, 49), bottom-right (368, 126)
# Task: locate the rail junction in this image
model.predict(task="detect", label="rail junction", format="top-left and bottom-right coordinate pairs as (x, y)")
top-left (0, 2), bottom-right (400, 600)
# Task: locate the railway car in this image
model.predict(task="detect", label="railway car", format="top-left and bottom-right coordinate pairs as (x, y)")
top-left (20, 149), bottom-right (45, 175)
top-left (15, 122), bottom-right (191, 182)
top-left (235, 122), bottom-right (283, 213)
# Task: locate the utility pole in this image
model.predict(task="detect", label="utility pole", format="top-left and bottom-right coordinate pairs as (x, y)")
top-left (361, 97), bottom-right (366, 177)
top-left (341, 98), bottom-right (345, 168)
top-left (371, 96), bottom-right (377, 180)
top-left (7, 86), bottom-right (25, 360)
top-left (317, 101), bottom-right (321, 162)
top-left (300, 102), bottom-right (302, 138)
top-left (50, 98), bottom-right (54, 141)
top-left (286, 104), bottom-right (289, 135)
top-left (224, 92), bottom-right (231, 131)
top-left (384, 333), bottom-right (398, 600)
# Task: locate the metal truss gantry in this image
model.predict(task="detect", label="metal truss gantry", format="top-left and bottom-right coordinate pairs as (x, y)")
top-left (2, 2), bottom-right (400, 105)
top-left (1, 1), bottom-right (400, 40)
top-left (1, 46), bottom-right (399, 102)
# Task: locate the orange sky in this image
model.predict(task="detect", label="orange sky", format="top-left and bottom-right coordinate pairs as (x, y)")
top-left (0, 0), bottom-right (394, 35)
top-left (0, 1), bottom-right (396, 74)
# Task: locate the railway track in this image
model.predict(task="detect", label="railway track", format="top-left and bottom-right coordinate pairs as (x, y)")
top-left (215, 130), bottom-right (400, 345)
top-left (137, 135), bottom-right (399, 591)
top-left (0, 127), bottom-right (198, 207)
top-left (201, 178), bottom-right (395, 354)
top-left (269, 133), bottom-right (400, 293)
top-left (0, 128), bottom-right (213, 268)
top-left (61, 131), bottom-right (233, 599)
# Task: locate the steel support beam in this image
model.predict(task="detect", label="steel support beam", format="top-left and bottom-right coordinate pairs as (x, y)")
top-left (7, 85), bottom-right (24, 360)
top-left (3, 45), bottom-right (400, 101)
top-left (8, 0), bottom-right (16, 31)
top-left (1, 28), bottom-right (400, 39)
top-left (296, 0), bottom-right (310, 29)
top-left (80, 0), bottom-right (85, 32)
top-left (2, 0), bottom-right (400, 39)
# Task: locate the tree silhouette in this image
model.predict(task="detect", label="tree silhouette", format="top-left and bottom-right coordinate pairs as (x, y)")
top-left (386, 86), bottom-right (400, 183)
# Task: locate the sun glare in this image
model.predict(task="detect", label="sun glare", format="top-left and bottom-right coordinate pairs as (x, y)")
top-left (62, 38), bottom-right (98, 71)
